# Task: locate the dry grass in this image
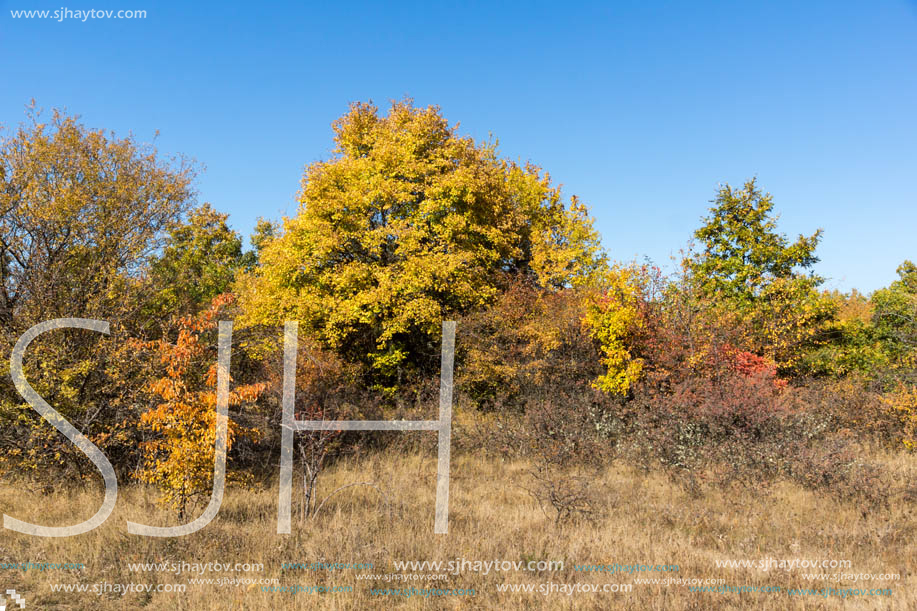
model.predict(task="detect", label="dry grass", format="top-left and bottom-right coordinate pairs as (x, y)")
top-left (0, 450), bottom-right (914, 610)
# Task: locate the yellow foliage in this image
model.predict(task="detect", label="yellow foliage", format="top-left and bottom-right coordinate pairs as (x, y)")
top-left (882, 383), bottom-right (917, 450)
top-left (584, 266), bottom-right (647, 395)
top-left (134, 294), bottom-right (265, 516)
top-left (236, 100), bottom-right (605, 384)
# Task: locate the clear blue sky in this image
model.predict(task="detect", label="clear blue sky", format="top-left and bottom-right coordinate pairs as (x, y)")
top-left (2, 0), bottom-right (915, 293)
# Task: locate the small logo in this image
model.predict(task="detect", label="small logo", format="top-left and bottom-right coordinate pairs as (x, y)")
top-left (0, 589), bottom-right (25, 610)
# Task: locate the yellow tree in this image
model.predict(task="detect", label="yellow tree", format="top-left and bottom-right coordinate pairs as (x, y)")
top-left (134, 294), bottom-right (265, 517)
top-left (238, 100), bottom-right (605, 389)
top-left (583, 265), bottom-right (649, 395)
top-left (0, 106), bottom-right (195, 480)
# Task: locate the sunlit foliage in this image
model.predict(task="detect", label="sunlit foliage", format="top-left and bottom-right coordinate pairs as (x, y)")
top-left (238, 100), bottom-right (605, 389)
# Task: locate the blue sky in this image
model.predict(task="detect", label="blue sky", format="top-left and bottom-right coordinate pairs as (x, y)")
top-left (1, 0), bottom-right (915, 293)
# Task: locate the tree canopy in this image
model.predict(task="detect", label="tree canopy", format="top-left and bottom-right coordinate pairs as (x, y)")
top-left (239, 100), bottom-right (605, 384)
top-left (0, 107), bottom-right (197, 477)
top-left (147, 203), bottom-right (252, 317)
top-left (691, 178), bottom-right (822, 302)
top-left (0, 108), bottom-right (196, 330)
top-left (688, 179), bottom-right (833, 370)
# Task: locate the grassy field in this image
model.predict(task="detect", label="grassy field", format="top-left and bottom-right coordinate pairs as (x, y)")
top-left (0, 450), bottom-right (913, 610)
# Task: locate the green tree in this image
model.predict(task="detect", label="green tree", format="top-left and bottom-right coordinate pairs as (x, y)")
top-left (802, 289), bottom-right (890, 379)
top-left (239, 100), bottom-right (605, 387)
top-left (249, 217), bottom-right (279, 263)
top-left (688, 179), bottom-right (834, 370)
top-left (148, 203), bottom-right (251, 317)
top-left (871, 260), bottom-right (917, 372)
top-left (872, 263), bottom-right (917, 449)
top-left (691, 178), bottom-right (822, 302)
top-left (893, 260), bottom-right (917, 294)
top-left (803, 263), bottom-right (917, 385)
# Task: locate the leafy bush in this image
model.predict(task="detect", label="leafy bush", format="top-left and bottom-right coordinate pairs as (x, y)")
top-left (882, 382), bottom-right (917, 450)
top-left (458, 281), bottom-right (606, 412)
top-left (132, 295), bottom-right (266, 517)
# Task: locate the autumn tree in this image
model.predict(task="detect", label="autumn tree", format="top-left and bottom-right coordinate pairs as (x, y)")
top-left (238, 100), bottom-right (605, 389)
top-left (582, 265), bottom-right (652, 395)
top-left (0, 106), bottom-right (196, 479)
top-left (0, 107), bottom-right (195, 327)
top-left (133, 294), bottom-right (265, 517)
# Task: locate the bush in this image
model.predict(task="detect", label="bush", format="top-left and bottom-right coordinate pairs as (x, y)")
top-left (458, 281), bottom-right (605, 412)
top-left (523, 465), bottom-right (604, 525)
top-left (882, 382), bottom-right (917, 450)
top-left (623, 369), bottom-right (893, 507)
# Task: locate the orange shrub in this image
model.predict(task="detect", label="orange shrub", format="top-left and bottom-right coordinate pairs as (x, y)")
top-left (133, 294), bottom-right (266, 517)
